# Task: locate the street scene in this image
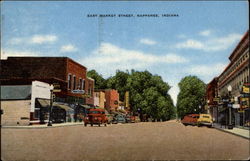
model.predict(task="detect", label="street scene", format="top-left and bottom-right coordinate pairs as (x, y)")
top-left (2, 121), bottom-right (249, 160)
top-left (1, 1), bottom-right (250, 161)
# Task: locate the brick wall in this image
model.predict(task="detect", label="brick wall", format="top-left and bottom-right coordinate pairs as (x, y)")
top-left (1, 100), bottom-right (30, 126)
top-left (105, 89), bottom-right (119, 111)
top-left (1, 57), bottom-right (67, 80)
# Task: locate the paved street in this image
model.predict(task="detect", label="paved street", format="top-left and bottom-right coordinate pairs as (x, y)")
top-left (1, 120), bottom-right (249, 160)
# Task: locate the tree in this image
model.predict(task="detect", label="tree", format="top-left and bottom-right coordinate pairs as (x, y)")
top-left (87, 70), bottom-right (107, 89)
top-left (176, 76), bottom-right (206, 119)
top-left (109, 69), bottom-right (176, 121)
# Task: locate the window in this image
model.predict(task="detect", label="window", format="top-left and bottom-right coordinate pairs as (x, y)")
top-left (68, 74), bottom-right (72, 89)
top-left (79, 78), bottom-right (82, 90)
top-left (82, 79), bottom-right (85, 90)
top-left (73, 75), bottom-right (76, 90)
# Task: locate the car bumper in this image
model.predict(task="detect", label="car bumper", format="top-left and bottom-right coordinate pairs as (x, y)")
top-left (199, 122), bottom-right (212, 126)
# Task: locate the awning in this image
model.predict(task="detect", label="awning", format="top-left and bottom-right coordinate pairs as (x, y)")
top-left (37, 99), bottom-right (50, 108)
top-left (80, 104), bottom-right (92, 109)
top-left (53, 103), bottom-right (74, 111)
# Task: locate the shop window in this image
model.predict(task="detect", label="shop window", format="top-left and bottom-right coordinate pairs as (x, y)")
top-left (68, 74), bottom-right (72, 89)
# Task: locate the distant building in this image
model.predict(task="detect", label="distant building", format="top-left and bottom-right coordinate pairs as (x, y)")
top-left (103, 89), bottom-right (119, 112)
top-left (206, 77), bottom-right (219, 122)
top-left (94, 90), bottom-right (105, 108)
top-left (85, 77), bottom-right (94, 106)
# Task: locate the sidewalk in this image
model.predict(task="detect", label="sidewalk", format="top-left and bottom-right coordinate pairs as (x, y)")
top-left (1, 122), bottom-right (84, 129)
top-left (213, 123), bottom-right (250, 139)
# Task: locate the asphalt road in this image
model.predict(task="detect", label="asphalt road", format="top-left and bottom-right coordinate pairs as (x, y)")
top-left (1, 120), bottom-right (250, 160)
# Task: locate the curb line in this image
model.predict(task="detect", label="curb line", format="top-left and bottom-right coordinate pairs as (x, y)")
top-left (1, 123), bottom-right (84, 129)
top-left (213, 127), bottom-right (250, 140)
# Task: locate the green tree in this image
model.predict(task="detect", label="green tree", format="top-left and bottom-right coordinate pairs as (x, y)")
top-left (87, 70), bottom-right (107, 89)
top-left (176, 76), bottom-right (206, 119)
top-left (106, 70), bottom-right (130, 101)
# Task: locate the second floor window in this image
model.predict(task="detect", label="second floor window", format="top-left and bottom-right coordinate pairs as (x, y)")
top-left (68, 74), bottom-right (72, 89)
top-left (73, 76), bottom-right (76, 90)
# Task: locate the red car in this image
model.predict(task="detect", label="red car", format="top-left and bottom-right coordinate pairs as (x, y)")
top-left (84, 108), bottom-right (108, 127)
top-left (181, 114), bottom-right (199, 126)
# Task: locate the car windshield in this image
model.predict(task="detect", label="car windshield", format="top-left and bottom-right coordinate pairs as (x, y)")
top-left (89, 111), bottom-right (100, 114)
top-left (202, 116), bottom-right (210, 118)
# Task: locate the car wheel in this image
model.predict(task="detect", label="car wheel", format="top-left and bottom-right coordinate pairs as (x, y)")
top-left (91, 123), bottom-right (93, 127)
top-left (104, 123), bottom-right (107, 127)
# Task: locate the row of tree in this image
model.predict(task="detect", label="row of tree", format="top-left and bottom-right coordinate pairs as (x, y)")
top-left (87, 70), bottom-right (207, 121)
top-left (87, 69), bottom-right (176, 121)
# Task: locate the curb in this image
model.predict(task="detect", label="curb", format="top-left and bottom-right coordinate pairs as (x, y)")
top-left (1, 123), bottom-right (84, 129)
top-left (213, 126), bottom-right (250, 140)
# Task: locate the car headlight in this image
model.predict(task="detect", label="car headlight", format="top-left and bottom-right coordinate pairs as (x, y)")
top-left (94, 117), bottom-right (98, 120)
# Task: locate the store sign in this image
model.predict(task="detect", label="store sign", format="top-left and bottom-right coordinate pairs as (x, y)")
top-left (72, 89), bottom-right (85, 94)
top-left (232, 104), bottom-right (240, 109)
top-left (242, 85), bottom-right (250, 94)
top-left (53, 83), bottom-right (61, 92)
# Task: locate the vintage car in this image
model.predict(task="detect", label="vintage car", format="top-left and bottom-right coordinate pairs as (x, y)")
top-left (84, 108), bottom-right (108, 127)
top-left (106, 114), bottom-right (113, 124)
top-left (181, 114), bottom-right (199, 126)
top-left (130, 116), bottom-right (136, 123)
top-left (197, 114), bottom-right (213, 128)
top-left (113, 114), bottom-right (126, 124)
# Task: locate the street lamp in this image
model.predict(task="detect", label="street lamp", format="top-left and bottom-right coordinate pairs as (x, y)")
top-left (227, 85), bottom-right (233, 129)
top-left (47, 85), bottom-right (54, 126)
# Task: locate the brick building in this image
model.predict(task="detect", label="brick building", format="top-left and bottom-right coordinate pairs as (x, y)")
top-left (216, 30), bottom-right (249, 128)
top-left (0, 57), bottom-right (95, 123)
top-left (205, 77), bottom-right (219, 122)
top-left (104, 89), bottom-right (119, 112)
top-left (85, 77), bottom-right (94, 106)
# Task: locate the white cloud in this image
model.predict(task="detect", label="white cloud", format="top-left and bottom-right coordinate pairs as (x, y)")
top-left (81, 42), bottom-right (188, 77)
top-left (187, 63), bottom-right (227, 82)
top-left (31, 35), bottom-right (57, 44)
top-left (139, 38), bottom-right (157, 45)
top-left (1, 49), bottom-right (40, 59)
top-left (199, 30), bottom-right (211, 36)
top-left (60, 44), bottom-right (78, 53)
top-left (175, 33), bottom-right (242, 52)
top-left (176, 39), bottom-right (204, 49)
top-left (8, 34), bottom-right (58, 45)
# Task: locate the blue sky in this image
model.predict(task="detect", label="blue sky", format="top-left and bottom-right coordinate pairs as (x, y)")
top-left (1, 1), bottom-right (249, 104)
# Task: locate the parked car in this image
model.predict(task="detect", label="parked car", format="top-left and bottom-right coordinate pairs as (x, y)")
top-left (84, 108), bottom-right (108, 127)
top-left (197, 114), bottom-right (213, 128)
top-left (134, 116), bottom-right (140, 123)
top-left (125, 115), bottom-right (132, 123)
top-left (106, 114), bottom-right (113, 124)
top-left (130, 116), bottom-right (135, 123)
top-left (181, 114), bottom-right (199, 126)
top-left (114, 114), bottom-right (126, 123)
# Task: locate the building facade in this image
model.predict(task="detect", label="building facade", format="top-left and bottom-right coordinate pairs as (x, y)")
top-left (0, 57), bottom-right (95, 123)
top-left (94, 90), bottom-right (106, 108)
top-left (206, 77), bottom-right (219, 122)
top-left (104, 89), bottom-right (119, 112)
top-left (217, 30), bottom-right (249, 128)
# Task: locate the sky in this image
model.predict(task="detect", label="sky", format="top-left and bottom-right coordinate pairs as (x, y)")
top-left (1, 1), bottom-right (249, 105)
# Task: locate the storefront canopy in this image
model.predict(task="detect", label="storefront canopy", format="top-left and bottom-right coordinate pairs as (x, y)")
top-left (53, 103), bottom-right (74, 111)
